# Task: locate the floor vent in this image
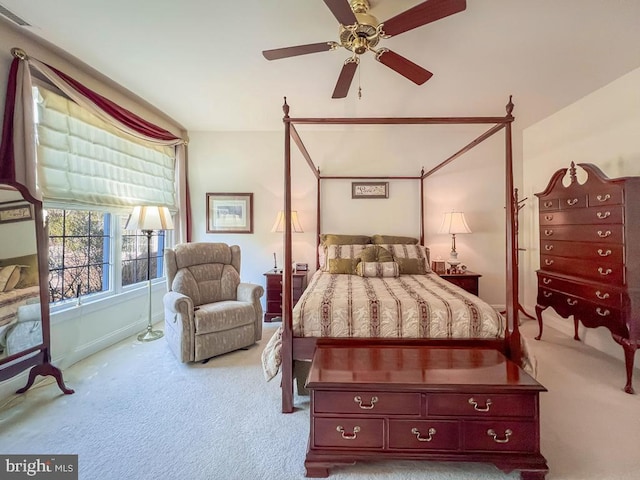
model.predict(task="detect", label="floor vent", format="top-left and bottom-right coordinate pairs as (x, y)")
top-left (0, 4), bottom-right (30, 26)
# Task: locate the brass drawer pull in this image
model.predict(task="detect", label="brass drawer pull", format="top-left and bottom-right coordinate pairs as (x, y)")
top-left (544, 214), bottom-right (553, 221)
top-left (543, 201), bottom-right (553, 208)
top-left (336, 425), bottom-right (360, 440)
top-left (411, 427), bottom-right (436, 442)
top-left (468, 397), bottom-right (492, 412)
top-left (597, 230), bottom-right (611, 238)
top-left (596, 211), bottom-right (611, 219)
top-left (567, 298), bottom-right (578, 306)
top-left (487, 428), bottom-right (513, 444)
top-left (596, 308), bottom-right (610, 317)
top-left (542, 278), bottom-right (552, 285)
top-left (544, 259), bottom-right (554, 266)
top-left (595, 290), bottom-right (610, 300)
top-left (566, 198), bottom-right (579, 206)
top-left (543, 291), bottom-right (553, 298)
top-left (598, 267), bottom-right (612, 276)
top-left (354, 395), bottom-right (378, 410)
top-left (597, 249), bottom-right (612, 257)
top-left (544, 229), bottom-right (554, 236)
top-left (544, 245), bottom-right (554, 251)
top-left (596, 194), bottom-right (611, 202)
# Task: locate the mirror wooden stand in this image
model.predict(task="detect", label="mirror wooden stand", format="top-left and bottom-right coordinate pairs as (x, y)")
top-left (0, 179), bottom-right (73, 395)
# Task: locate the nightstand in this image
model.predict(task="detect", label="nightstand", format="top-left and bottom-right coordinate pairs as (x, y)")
top-left (263, 270), bottom-right (308, 322)
top-left (439, 271), bottom-right (481, 296)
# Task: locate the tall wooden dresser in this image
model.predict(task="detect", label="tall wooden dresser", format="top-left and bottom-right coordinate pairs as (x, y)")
top-left (535, 162), bottom-right (640, 393)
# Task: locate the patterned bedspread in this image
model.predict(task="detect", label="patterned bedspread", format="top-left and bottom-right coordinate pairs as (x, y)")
top-left (262, 271), bottom-right (505, 380)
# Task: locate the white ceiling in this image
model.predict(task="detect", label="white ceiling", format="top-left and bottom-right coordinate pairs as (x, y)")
top-left (1, 0), bottom-right (639, 132)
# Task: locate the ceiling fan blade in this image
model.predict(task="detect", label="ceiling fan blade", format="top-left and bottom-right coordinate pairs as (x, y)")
top-left (382, 0), bottom-right (466, 37)
top-left (332, 61), bottom-right (358, 99)
top-left (376, 50), bottom-right (433, 85)
top-left (263, 42), bottom-right (334, 60)
top-left (323, 0), bottom-right (358, 25)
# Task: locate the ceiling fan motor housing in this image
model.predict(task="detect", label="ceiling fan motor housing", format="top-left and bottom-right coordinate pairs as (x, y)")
top-left (339, 10), bottom-right (380, 54)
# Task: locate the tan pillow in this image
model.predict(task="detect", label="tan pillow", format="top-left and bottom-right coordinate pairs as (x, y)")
top-left (396, 257), bottom-right (427, 275)
top-left (321, 234), bottom-right (371, 246)
top-left (356, 262), bottom-right (399, 278)
top-left (357, 245), bottom-right (393, 263)
top-left (0, 265), bottom-right (22, 292)
top-left (328, 258), bottom-right (359, 274)
top-left (372, 235), bottom-right (419, 245)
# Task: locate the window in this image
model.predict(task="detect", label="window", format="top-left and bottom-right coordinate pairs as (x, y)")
top-left (47, 209), bottom-right (167, 304)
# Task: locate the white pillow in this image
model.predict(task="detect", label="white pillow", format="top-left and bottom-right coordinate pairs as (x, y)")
top-left (0, 265), bottom-right (22, 292)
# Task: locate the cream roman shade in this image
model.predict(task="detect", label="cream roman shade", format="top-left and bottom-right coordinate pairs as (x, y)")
top-left (33, 86), bottom-right (176, 211)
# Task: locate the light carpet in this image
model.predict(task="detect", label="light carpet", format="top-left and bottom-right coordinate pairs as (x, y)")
top-left (0, 320), bottom-right (639, 479)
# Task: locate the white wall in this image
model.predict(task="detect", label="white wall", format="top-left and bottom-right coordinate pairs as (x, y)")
top-left (188, 121), bottom-right (512, 306)
top-left (521, 66), bottom-right (640, 364)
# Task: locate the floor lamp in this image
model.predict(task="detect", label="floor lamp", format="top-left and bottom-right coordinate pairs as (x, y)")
top-left (125, 206), bottom-right (174, 342)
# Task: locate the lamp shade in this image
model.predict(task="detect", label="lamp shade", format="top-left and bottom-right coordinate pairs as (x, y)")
top-left (438, 211), bottom-right (471, 235)
top-left (125, 206), bottom-right (174, 231)
top-left (271, 210), bottom-right (303, 233)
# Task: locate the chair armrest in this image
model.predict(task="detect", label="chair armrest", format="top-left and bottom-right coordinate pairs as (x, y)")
top-left (163, 291), bottom-right (194, 317)
top-left (237, 283), bottom-right (264, 303)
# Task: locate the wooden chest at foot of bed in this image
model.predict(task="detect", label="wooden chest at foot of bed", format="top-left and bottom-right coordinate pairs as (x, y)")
top-left (304, 345), bottom-right (548, 479)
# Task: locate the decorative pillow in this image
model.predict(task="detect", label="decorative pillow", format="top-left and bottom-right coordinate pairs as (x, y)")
top-left (396, 257), bottom-right (427, 275)
top-left (322, 244), bottom-right (369, 271)
top-left (381, 244), bottom-right (432, 273)
top-left (0, 265), bottom-right (22, 292)
top-left (372, 234), bottom-right (419, 245)
top-left (357, 245), bottom-right (393, 263)
top-left (0, 254), bottom-right (39, 288)
top-left (320, 234), bottom-right (371, 246)
top-left (328, 258), bottom-right (360, 274)
top-left (356, 261), bottom-right (399, 278)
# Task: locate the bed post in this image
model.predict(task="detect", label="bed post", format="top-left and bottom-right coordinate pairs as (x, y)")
top-left (282, 98), bottom-right (294, 413)
top-left (420, 167), bottom-right (425, 245)
top-left (316, 168), bottom-right (321, 270)
top-left (504, 96), bottom-right (522, 363)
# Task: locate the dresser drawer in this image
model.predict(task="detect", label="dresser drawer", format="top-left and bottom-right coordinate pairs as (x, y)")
top-left (541, 224), bottom-right (623, 243)
top-left (537, 273), bottom-right (623, 308)
top-left (314, 391), bottom-right (421, 415)
top-left (463, 420), bottom-right (538, 452)
top-left (313, 417), bottom-right (383, 448)
top-left (588, 187), bottom-right (624, 207)
top-left (428, 394), bottom-right (535, 417)
top-left (539, 194), bottom-right (587, 211)
top-left (389, 420), bottom-right (459, 450)
top-left (540, 240), bottom-right (623, 264)
top-left (539, 205), bottom-right (623, 226)
top-left (540, 255), bottom-right (624, 285)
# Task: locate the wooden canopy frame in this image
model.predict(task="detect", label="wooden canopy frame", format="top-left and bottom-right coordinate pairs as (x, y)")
top-left (279, 97), bottom-right (519, 413)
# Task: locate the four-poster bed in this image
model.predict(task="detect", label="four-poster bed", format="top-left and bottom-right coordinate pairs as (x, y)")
top-left (269, 97), bottom-right (522, 415)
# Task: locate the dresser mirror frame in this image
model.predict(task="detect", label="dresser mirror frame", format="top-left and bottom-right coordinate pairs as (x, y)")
top-left (0, 179), bottom-right (73, 394)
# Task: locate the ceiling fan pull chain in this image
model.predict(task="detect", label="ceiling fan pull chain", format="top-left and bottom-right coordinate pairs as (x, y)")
top-left (358, 63), bottom-right (362, 99)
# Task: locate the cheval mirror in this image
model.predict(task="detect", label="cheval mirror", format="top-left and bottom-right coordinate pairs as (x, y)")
top-left (0, 179), bottom-right (73, 394)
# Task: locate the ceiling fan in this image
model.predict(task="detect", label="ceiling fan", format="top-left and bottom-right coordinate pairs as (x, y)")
top-left (262, 0), bottom-right (467, 99)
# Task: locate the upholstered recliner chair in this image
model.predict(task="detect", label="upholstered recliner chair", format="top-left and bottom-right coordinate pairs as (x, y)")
top-left (163, 242), bottom-right (264, 363)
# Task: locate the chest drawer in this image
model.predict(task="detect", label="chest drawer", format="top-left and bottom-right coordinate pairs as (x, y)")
top-left (539, 194), bottom-right (587, 211)
top-left (540, 254), bottom-right (625, 285)
top-left (313, 417), bottom-right (383, 448)
top-left (389, 419), bottom-right (459, 450)
top-left (463, 420), bottom-right (538, 452)
top-left (427, 393), bottom-right (535, 417)
top-left (539, 205), bottom-right (623, 226)
top-left (540, 240), bottom-right (623, 264)
top-left (314, 391), bottom-right (421, 415)
top-left (537, 273), bottom-right (623, 308)
top-left (588, 187), bottom-right (624, 207)
top-left (541, 224), bottom-right (623, 244)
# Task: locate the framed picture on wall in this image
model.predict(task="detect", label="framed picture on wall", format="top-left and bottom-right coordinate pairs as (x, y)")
top-left (0, 203), bottom-right (33, 224)
top-left (206, 193), bottom-right (253, 233)
top-left (351, 182), bottom-right (389, 199)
